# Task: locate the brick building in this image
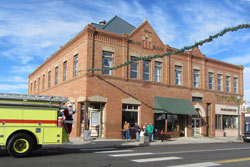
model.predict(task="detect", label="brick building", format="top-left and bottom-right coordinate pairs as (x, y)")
top-left (28, 16), bottom-right (244, 139)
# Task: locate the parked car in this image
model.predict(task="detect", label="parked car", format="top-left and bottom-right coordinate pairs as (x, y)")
top-left (242, 132), bottom-right (250, 142)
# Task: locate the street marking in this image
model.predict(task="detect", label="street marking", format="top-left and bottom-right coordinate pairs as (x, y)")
top-left (132, 156), bottom-right (182, 163)
top-left (80, 148), bottom-right (116, 151)
top-left (155, 147), bottom-right (250, 155)
top-left (109, 152), bottom-right (153, 157)
top-left (95, 150), bottom-right (133, 153)
top-left (214, 157), bottom-right (250, 164)
top-left (166, 162), bottom-right (221, 167)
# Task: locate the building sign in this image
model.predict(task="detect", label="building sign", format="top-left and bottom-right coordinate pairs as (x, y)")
top-left (216, 94), bottom-right (237, 103)
top-left (215, 104), bottom-right (238, 115)
top-left (221, 108), bottom-right (237, 112)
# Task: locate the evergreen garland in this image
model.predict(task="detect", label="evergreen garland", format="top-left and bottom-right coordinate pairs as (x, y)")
top-left (89, 23), bottom-right (250, 72)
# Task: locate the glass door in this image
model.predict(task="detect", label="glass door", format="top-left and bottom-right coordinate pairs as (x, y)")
top-left (192, 118), bottom-right (201, 136)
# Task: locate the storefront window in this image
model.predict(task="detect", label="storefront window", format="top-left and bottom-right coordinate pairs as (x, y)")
top-left (122, 104), bottom-right (139, 127)
top-left (221, 115), bottom-right (238, 129)
top-left (167, 114), bottom-right (178, 132)
top-left (154, 113), bottom-right (167, 132)
top-left (215, 115), bottom-right (222, 129)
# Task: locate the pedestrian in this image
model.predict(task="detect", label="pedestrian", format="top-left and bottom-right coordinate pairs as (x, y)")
top-left (134, 122), bottom-right (141, 141)
top-left (160, 129), bottom-right (165, 142)
top-left (143, 123), bottom-right (147, 136)
top-left (123, 121), bottom-right (130, 140)
top-left (146, 123), bottom-right (154, 141)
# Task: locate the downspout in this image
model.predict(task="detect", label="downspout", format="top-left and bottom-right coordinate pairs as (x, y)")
top-left (92, 31), bottom-right (97, 76)
top-left (127, 39), bottom-right (129, 80)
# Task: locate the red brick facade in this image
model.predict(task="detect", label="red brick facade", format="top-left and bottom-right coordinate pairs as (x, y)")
top-left (29, 19), bottom-right (244, 139)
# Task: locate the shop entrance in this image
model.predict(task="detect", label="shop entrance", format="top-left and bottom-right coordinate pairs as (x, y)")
top-left (89, 103), bottom-right (105, 138)
top-left (192, 118), bottom-right (201, 136)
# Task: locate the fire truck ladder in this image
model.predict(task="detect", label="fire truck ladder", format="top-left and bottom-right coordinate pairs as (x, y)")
top-left (0, 93), bottom-right (68, 104)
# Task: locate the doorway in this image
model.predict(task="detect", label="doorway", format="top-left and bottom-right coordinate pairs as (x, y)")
top-left (88, 103), bottom-right (105, 138)
top-left (192, 118), bottom-right (201, 136)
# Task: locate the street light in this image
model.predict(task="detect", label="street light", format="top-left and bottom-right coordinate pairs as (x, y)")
top-left (237, 96), bottom-right (241, 140)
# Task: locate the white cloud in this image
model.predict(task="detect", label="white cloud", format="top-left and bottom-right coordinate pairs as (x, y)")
top-left (0, 84), bottom-right (28, 91)
top-left (223, 53), bottom-right (250, 65)
top-left (173, 0), bottom-right (249, 51)
top-left (10, 65), bottom-right (38, 74)
top-left (0, 0), bottom-right (92, 64)
top-left (0, 76), bottom-right (28, 83)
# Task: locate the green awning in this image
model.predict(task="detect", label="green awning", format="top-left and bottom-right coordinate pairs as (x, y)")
top-left (154, 96), bottom-right (198, 116)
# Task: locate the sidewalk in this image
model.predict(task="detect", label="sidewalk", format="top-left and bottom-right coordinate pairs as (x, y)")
top-left (69, 136), bottom-right (243, 146)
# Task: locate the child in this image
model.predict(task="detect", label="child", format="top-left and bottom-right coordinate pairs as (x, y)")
top-left (160, 129), bottom-right (165, 142)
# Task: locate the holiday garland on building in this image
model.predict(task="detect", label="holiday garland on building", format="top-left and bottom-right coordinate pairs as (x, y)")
top-left (88, 23), bottom-right (250, 72)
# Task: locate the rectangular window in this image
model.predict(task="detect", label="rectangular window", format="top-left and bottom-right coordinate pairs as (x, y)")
top-left (193, 69), bottom-right (200, 88)
top-left (234, 77), bottom-right (238, 93)
top-left (73, 54), bottom-right (78, 77)
top-left (55, 66), bottom-right (58, 85)
top-left (130, 56), bottom-right (138, 79)
top-left (42, 74), bottom-right (45, 90)
top-left (38, 78), bottom-right (40, 91)
top-left (223, 115), bottom-right (238, 129)
top-left (175, 66), bottom-right (182, 85)
top-left (217, 74), bottom-right (222, 91)
top-left (63, 61), bottom-right (67, 81)
top-left (192, 97), bottom-right (203, 102)
top-left (34, 80), bottom-right (36, 92)
top-left (122, 104), bottom-right (139, 127)
top-left (226, 76), bottom-right (230, 92)
top-left (102, 51), bottom-right (113, 75)
top-left (208, 72), bottom-right (213, 90)
top-left (215, 115), bottom-right (222, 129)
top-left (167, 114), bottom-right (178, 132)
top-left (48, 71), bottom-right (51, 88)
top-left (143, 60), bottom-right (150, 81)
top-left (155, 62), bottom-right (162, 82)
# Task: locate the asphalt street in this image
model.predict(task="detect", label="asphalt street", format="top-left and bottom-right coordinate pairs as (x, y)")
top-left (1, 142), bottom-right (250, 167)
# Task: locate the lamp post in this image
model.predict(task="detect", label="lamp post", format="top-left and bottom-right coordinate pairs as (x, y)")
top-left (237, 96), bottom-right (241, 140)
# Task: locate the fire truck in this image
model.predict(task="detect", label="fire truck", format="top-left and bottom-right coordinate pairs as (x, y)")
top-left (0, 93), bottom-right (74, 157)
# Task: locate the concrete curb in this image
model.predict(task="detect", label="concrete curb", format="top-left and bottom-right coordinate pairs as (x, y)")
top-left (68, 137), bottom-right (243, 146)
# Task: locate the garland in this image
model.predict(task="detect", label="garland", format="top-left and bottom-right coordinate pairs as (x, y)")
top-left (88, 23), bottom-right (250, 72)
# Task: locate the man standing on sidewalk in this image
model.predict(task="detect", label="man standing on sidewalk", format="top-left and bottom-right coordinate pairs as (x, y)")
top-left (134, 122), bottom-right (140, 141)
top-left (123, 121), bottom-right (130, 140)
top-left (147, 123), bottom-right (154, 141)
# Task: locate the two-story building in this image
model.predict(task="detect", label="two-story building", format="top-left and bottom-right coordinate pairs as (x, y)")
top-left (28, 16), bottom-right (244, 139)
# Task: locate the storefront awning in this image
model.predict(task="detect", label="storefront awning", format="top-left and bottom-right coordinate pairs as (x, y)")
top-left (154, 96), bottom-right (198, 116)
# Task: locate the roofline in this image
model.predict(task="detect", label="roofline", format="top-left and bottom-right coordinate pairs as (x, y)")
top-left (129, 19), bottom-right (164, 46)
top-left (205, 56), bottom-right (243, 69)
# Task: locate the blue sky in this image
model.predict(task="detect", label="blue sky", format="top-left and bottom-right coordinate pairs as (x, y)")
top-left (0, 0), bottom-right (250, 104)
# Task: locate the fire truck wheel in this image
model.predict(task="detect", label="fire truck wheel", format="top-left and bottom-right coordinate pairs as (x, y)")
top-left (7, 133), bottom-right (34, 158)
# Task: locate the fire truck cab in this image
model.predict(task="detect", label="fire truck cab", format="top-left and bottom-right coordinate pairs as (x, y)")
top-left (0, 93), bottom-right (73, 157)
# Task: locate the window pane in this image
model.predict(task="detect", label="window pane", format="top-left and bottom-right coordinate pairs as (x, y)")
top-left (131, 71), bottom-right (137, 79)
top-left (209, 72), bottom-right (213, 90)
top-left (193, 69), bottom-right (200, 88)
top-left (102, 51), bottom-right (113, 75)
top-left (167, 115), bottom-right (178, 132)
top-left (143, 60), bottom-right (150, 81)
top-left (63, 61), bottom-right (67, 81)
top-left (218, 74), bottom-right (222, 91)
top-left (234, 77), bottom-right (238, 93)
top-left (155, 62), bottom-right (162, 82)
top-left (73, 55), bottom-right (78, 77)
top-left (175, 66), bottom-right (182, 85)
